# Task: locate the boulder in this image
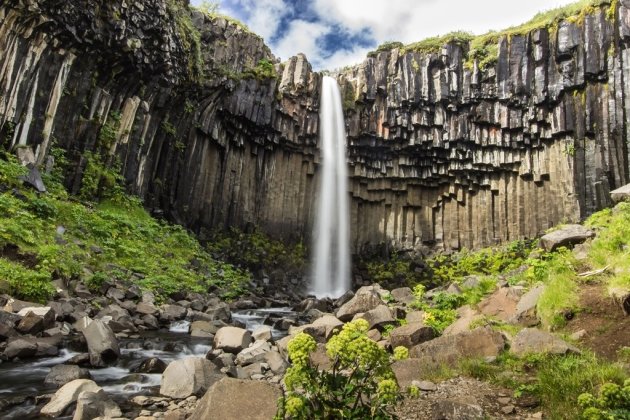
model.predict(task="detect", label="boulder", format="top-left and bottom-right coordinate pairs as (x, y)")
top-left (204, 303), bottom-right (231, 322)
top-left (136, 302), bottom-right (158, 316)
top-left (389, 322), bottom-right (435, 349)
top-left (293, 297), bottom-right (329, 313)
top-left (72, 389), bottom-right (121, 420)
top-left (0, 309), bottom-right (21, 327)
top-left (45, 364), bottom-right (91, 386)
top-left (133, 357), bottom-right (167, 374)
top-left (96, 304), bottom-right (129, 321)
top-left (610, 183), bottom-right (630, 203)
top-left (478, 287), bottom-right (521, 321)
top-left (390, 287), bottom-right (415, 305)
top-left (510, 286), bottom-right (545, 326)
top-left (213, 327), bottom-right (252, 354)
top-left (159, 304), bottom-right (187, 322)
top-left (252, 325), bottom-right (272, 342)
top-left (82, 319), bottom-right (120, 367)
top-left (16, 308), bottom-right (55, 334)
top-left (336, 288), bottom-right (384, 321)
top-left (4, 338), bottom-right (37, 359)
top-left (160, 357), bottom-right (222, 399)
top-left (311, 314), bottom-right (343, 339)
top-left (4, 299), bottom-right (42, 313)
top-left (406, 311), bottom-right (425, 324)
top-left (539, 224), bottom-right (595, 251)
top-left (510, 328), bottom-right (580, 356)
top-left (409, 327), bottom-right (505, 366)
top-left (190, 377), bottom-right (281, 420)
top-left (357, 305), bottom-right (395, 329)
top-left (40, 379), bottom-right (101, 417)
top-left (235, 340), bottom-right (271, 366)
top-left (73, 316), bottom-right (93, 333)
top-left (141, 314), bottom-right (160, 329)
top-left (190, 320), bottom-right (216, 338)
top-left (264, 350), bottom-right (288, 374)
top-left (443, 305), bottom-right (483, 336)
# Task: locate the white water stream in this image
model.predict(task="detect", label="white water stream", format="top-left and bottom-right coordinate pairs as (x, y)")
top-left (310, 76), bottom-right (351, 298)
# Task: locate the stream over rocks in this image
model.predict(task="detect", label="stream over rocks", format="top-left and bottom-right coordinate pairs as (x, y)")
top-left (0, 302), bottom-right (300, 419)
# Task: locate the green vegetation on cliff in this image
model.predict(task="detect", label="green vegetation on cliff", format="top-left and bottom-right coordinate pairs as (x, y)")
top-left (367, 0), bottom-right (616, 70)
top-left (0, 152), bottom-right (250, 302)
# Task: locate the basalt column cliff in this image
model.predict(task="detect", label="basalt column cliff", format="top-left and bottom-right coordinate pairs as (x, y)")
top-left (1, 0), bottom-right (630, 253)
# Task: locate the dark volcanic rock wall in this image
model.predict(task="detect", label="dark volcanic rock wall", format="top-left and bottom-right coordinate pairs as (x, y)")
top-left (1, 0), bottom-right (630, 253)
top-left (0, 0), bottom-right (320, 242)
top-left (335, 2), bottom-right (630, 252)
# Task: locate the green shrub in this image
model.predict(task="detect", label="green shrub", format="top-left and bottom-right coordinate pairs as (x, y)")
top-left (207, 227), bottom-right (305, 274)
top-left (578, 380), bottom-right (630, 419)
top-left (0, 153), bottom-right (251, 302)
top-left (0, 258), bottom-right (55, 302)
top-left (277, 320), bottom-right (404, 419)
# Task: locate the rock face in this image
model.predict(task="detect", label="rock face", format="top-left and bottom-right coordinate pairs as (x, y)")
top-left (190, 377), bottom-right (282, 420)
top-left (1, 0), bottom-right (630, 253)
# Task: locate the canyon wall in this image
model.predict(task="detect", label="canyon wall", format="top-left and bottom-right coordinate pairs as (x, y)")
top-left (1, 0), bottom-right (629, 254)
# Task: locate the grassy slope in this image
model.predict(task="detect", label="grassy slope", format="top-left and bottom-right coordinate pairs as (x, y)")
top-left (0, 153), bottom-right (250, 303)
top-left (375, 202), bottom-right (630, 418)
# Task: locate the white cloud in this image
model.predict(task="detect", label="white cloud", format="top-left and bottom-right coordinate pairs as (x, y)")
top-left (272, 19), bottom-right (331, 68)
top-left (218, 0), bottom-right (288, 42)
top-left (324, 47), bottom-right (373, 71)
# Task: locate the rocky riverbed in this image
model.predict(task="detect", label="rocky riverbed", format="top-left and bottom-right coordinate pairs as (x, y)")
top-left (0, 281), bottom-right (306, 419)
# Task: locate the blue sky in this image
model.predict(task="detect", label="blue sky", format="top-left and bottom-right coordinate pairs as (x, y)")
top-left (191, 0), bottom-right (578, 70)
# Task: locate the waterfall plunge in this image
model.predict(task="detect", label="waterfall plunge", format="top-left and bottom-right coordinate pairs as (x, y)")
top-left (310, 76), bottom-right (351, 298)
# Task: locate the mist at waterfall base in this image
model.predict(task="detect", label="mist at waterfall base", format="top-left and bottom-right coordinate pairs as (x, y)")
top-left (310, 76), bottom-right (351, 299)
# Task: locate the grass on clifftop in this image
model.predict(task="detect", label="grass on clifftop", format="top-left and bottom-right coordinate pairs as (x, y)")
top-left (367, 0), bottom-right (615, 70)
top-left (0, 151), bottom-right (250, 303)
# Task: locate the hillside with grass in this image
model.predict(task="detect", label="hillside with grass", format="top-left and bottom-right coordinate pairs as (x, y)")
top-left (0, 151), bottom-right (253, 303)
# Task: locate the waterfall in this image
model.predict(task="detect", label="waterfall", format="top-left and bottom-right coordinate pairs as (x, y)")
top-left (310, 76), bottom-right (351, 298)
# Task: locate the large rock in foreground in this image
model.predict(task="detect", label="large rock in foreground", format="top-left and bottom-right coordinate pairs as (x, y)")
top-left (160, 357), bottom-right (222, 398)
top-left (190, 377), bottom-right (281, 420)
top-left (82, 319), bottom-right (120, 367)
top-left (539, 224), bottom-right (594, 251)
top-left (40, 379), bottom-right (101, 417)
top-left (409, 327), bottom-right (505, 365)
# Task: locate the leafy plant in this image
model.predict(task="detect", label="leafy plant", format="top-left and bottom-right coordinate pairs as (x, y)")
top-left (578, 380), bottom-right (630, 419)
top-left (0, 153), bottom-right (251, 302)
top-left (277, 320), bottom-right (404, 419)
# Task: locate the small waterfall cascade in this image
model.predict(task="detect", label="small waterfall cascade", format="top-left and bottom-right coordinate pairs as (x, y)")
top-left (310, 76), bottom-right (351, 298)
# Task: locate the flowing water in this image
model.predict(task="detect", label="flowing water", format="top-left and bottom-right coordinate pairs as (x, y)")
top-left (0, 308), bottom-right (295, 419)
top-left (310, 76), bottom-right (351, 298)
